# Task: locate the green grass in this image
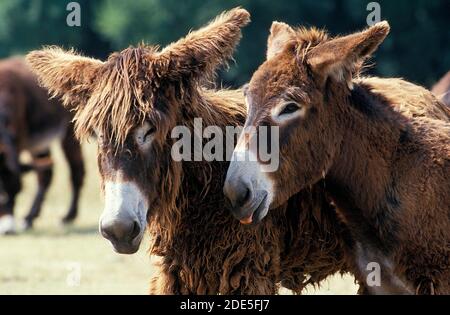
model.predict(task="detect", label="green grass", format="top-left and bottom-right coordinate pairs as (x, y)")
top-left (0, 141), bottom-right (357, 295)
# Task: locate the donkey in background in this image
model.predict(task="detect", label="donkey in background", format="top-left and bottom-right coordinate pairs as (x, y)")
top-left (28, 8), bottom-right (359, 294)
top-left (225, 21), bottom-right (450, 294)
top-left (0, 57), bottom-right (85, 234)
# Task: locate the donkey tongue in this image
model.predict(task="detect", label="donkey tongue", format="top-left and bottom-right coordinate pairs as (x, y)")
top-left (239, 213), bottom-right (253, 225)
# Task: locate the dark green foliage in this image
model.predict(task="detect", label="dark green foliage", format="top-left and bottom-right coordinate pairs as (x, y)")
top-left (0, 0), bottom-right (448, 87)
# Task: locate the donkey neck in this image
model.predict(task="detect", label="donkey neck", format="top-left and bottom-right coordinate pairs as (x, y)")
top-left (177, 88), bottom-right (245, 206)
top-left (326, 81), bottom-right (407, 246)
top-left (153, 88), bottom-right (245, 250)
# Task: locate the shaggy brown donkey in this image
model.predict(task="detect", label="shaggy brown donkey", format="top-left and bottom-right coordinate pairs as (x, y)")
top-left (224, 21), bottom-right (450, 294)
top-left (432, 71), bottom-right (450, 106)
top-left (0, 57), bottom-right (85, 234)
top-left (27, 8), bottom-right (358, 294)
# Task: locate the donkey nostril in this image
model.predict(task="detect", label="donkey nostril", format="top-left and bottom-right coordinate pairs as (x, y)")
top-left (101, 219), bottom-right (139, 243)
top-left (130, 221), bottom-right (140, 240)
top-left (224, 178), bottom-right (253, 209)
top-left (232, 182), bottom-right (252, 209)
top-left (237, 186), bottom-right (251, 207)
top-left (101, 224), bottom-right (118, 242)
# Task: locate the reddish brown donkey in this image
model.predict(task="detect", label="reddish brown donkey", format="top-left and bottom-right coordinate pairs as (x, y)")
top-left (0, 57), bottom-right (85, 234)
top-left (224, 21), bottom-right (450, 294)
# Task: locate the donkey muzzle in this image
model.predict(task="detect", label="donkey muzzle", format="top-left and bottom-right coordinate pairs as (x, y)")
top-left (100, 180), bottom-right (148, 254)
top-left (224, 174), bottom-right (269, 225)
top-left (100, 216), bottom-right (141, 254)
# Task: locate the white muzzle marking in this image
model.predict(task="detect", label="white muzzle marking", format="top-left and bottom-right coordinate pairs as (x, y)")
top-left (232, 132), bottom-right (275, 204)
top-left (100, 179), bottom-right (149, 240)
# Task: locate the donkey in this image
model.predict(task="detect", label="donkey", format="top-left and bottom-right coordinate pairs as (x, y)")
top-left (224, 21), bottom-right (450, 294)
top-left (0, 57), bottom-right (85, 234)
top-left (432, 71), bottom-right (450, 106)
top-left (28, 8), bottom-right (358, 294)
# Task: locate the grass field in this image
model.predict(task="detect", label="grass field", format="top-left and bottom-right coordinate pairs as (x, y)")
top-left (0, 141), bottom-right (358, 295)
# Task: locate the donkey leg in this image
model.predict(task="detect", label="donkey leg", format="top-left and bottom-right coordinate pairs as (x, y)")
top-left (0, 212), bottom-right (16, 235)
top-left (0, 171), bottom-right (21, 235)
top-left (23, 151), bottom-right (53, 229)
top-left (61, 125), bottom-right (85, 224)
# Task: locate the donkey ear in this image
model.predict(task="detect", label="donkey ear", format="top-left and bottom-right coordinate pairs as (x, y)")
top-left (267, 21), bottom-right (296, 60)
top-left (307, 21), bottom-right (390, 86)
top-left (157, 7), bottom-right (250, 80)
top-left (26, 47), bottom-right (103, 108)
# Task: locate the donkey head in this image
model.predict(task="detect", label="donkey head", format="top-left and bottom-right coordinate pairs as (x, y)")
top-left (224, 21), bottom-right (389, 224)
top-left (27, 8), bottom-right (250, 253)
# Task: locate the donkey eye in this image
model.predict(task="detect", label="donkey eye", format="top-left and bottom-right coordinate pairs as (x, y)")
top-left (143, 126), bottom-right (156, 141)
top-left (279, 102), bottom-right (301, 116)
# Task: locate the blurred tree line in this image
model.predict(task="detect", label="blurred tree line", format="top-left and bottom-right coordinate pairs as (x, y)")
top-left (0, 0), bottom-right (448, 87)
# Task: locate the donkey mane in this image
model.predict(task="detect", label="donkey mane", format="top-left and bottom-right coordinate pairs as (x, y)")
top-left (187, 88), bottom-right (247, 127)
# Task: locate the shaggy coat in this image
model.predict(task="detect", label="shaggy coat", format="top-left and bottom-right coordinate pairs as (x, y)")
top-left (0, 57), bottom-right (84, 233)
top-left (228, 21), bottom-right (450, 294)
top-left (27, 8), bottom-right (354, 294)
